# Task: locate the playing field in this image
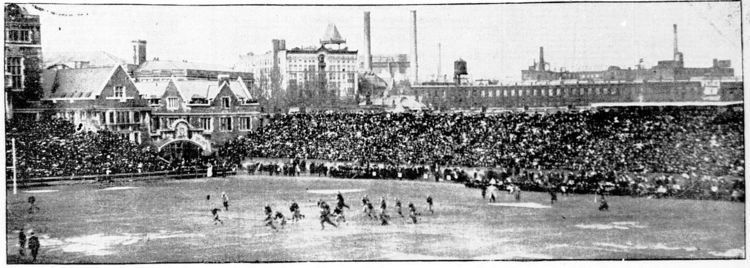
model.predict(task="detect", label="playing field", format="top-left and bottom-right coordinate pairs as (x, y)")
top-left (5, 175), bottom-right (746, 263)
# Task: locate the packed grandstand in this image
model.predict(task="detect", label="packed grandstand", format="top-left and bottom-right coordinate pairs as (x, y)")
top-left (6, 106), bottom-right (745, 201)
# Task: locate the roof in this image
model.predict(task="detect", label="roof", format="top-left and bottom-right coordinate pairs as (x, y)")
top-left (137, 60), bottom-right (236, 73)
top-left (134, 81), bottom-right (168, 99)
top-left (44, 51), bottom-right (130, 69)
top-left (174, 80), bottom-right (251, 100)
top-left (321, 23), bottom-right (346, 44)
top-left (42, 67), bottom-right (117, 99)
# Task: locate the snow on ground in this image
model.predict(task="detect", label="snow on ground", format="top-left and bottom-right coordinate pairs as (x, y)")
top-left (708, 248), bottom-right (745, 258)
top-left (37, 231), bottom-right (203, 256)
top-left (23, 189), bottom-right (60, 193)
top-left (487, 202), bottom-right (551, 209)
top-left (575, 221), bottom-right (647, 230)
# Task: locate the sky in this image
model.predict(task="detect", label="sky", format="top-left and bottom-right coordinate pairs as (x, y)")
top-left (26, 1), bottom-right (742, 81)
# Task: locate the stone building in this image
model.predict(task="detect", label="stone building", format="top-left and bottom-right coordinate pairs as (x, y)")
top-left (234, 24), bottom-right (359, 103)
top-left (4, 3), bottom-right (43, 118)
top-left (135, 77), bottom-right (261, 157)
top-left (15, 65), bottom-right (152, 144)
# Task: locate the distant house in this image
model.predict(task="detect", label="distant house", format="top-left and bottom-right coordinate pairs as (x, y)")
top-left (15, 65), bottom-right (151, 144)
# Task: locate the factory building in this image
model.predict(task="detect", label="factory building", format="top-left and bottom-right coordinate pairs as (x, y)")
top-left (522, 25), bottom-right (735, 82)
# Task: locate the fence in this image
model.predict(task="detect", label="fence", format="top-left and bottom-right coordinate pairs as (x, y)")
top-left (5, 167), bottom-right (237, 189)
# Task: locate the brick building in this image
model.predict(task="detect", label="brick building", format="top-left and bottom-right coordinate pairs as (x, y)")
top-left (135, 78), bottom-right (261, 156)
top-left (4, 3), bottom-right (43, 118)
top-left (522, 25), bottom-right (735, 82)
top-left (14, 65), bottom-right (152, 144)
top-left (234, 24), bottom-right (359, 103)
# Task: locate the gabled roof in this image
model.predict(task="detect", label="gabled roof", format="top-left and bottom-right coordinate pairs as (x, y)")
top-left (44, 51), bottom-right (130, 69)
top-left (174, 79), bottom-right (252, 100)
top-left (42, 66), bottom-right (119, 99)
top-left (134, 80), bottom-right (169, 99)
top-left (137, 59), bottom-right (237, 73)
top-left (321, 23), bottom-right (346, 45)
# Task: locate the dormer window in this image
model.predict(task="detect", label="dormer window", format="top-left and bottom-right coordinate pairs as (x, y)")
top-left (167, 97), bottom-right (179, 109)
top-left (222, 97), bottom-right (230, 108)
top-left (114, 86), bottom-right (124, 98)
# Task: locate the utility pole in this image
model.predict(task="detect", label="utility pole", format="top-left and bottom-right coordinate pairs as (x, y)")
top-left (12, 138), bottom-right (17, 194)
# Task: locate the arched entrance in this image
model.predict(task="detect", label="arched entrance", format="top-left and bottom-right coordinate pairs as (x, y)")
top-left (160, 140), bottom-right (204, 161)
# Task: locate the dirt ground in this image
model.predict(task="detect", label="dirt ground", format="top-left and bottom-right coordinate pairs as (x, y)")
top-left (5, 175), bottom-right (745, 263)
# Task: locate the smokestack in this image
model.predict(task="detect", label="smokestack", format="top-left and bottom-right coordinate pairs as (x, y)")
top-left (132, 40), bottom-right (147, 66)
top-left (411, 10), bottom-right (419, 85)
top-left (673, 24), bottom-right (678, 60)
top-left (538, 46), bottom-right (545, 71)
top-left (363, 11), bottom-right (372, 72)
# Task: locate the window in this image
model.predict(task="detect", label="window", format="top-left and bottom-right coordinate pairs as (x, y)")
top-left (167, 117), bottom-right (177, 127)
top-left (114, 86), bottom-right (124, 98)
top-left (200, 118), bottom-right (212, 130)
top-left (222, 97), bottom-right (230, 108)
top-left (116, 111), bottom-right (130, 124)
top-left (149, 99), bottom-right (160, 105)
top-left (108, 111), bottom-right (115, 124)
top-left (167, 98), bottom-right (179, 109)
top-left (239, 117), bottom-right (252, 130)
top-left (7, 57), bottom-right (23, 89)
top-left (220, 117), bottom-right (233, 131)
top-left (8, 30), bottom-right (31, 42)
top-left (133, 112), bottom-right (140, 123)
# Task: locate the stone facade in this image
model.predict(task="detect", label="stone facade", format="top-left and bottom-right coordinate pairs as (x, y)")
top-left (4, 3), bottom-right (43, 117)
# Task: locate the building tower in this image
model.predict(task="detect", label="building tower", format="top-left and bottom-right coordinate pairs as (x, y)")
top-left (132, 40), bottom-right (147, 66)
top-left (363, 11), bottom-right (372, 72)
top-left (410, 10), bottom-right (419, 85)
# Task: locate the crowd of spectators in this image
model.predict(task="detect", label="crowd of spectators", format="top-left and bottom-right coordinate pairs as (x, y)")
top-left (223, 107), bottom-right (743, 176)
top-left (221, 106), bottom-right (743, 201)
top-left (246, 159), bottom-right (431, 180)
top-left (5, 117), bottom-right (222, 179)
top-left (6, 106), bottom-right (744, 202)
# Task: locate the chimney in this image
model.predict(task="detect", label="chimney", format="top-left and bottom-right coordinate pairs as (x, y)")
top-left (410, 10), bottom-right (419, 85)
top-left (538, 46), bottom-right (545, 72)
top-left (132, 40), bottom-right (147, 66)
top-left (363, 11), bottom-right (372, 72)
top-left (673, 24), bottom-right (678, 61)
top-left (218, 74), bottom-right (230, 86)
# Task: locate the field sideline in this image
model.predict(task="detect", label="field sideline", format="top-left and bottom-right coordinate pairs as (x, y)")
top-left (5, 174), bottom-right (745, 263)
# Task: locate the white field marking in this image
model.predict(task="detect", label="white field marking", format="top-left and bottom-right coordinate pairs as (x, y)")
top-left (708, 248), bottom-right (745, 258)
top-left (487, 202), bottom-right (551, 209)
top-left (99, 186), bottom-right (138, 191)
top-left (23, 189), bottom-right (59, 193)
top-left (473, 252), bottom-right (554, 260)
top-left (611, 221), bottom-right (647, 228)
top-left (306, 189), bottom-right (365, 194)
top-left (146, 231), bottom-right (203, 240)
top-left (575, 224), bottom-right (629, 230)
top-left (575, 221), bottom-right (647, 230)
top-left (594, 242), bottom-right (698, 252)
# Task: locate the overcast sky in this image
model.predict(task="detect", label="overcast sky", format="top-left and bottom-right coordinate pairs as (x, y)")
top-left (28, 1), bottom-right (742, 81)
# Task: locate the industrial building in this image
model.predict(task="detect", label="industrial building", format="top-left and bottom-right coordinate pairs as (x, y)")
top-left (521, 25), bottom-right (734, 82)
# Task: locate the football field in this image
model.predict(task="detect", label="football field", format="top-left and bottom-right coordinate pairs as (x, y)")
top-left (5, 175), bottom-right (745, 263)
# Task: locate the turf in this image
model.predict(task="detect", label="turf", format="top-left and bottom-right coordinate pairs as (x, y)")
top-left (5, 175), bottom-right (745, 263)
